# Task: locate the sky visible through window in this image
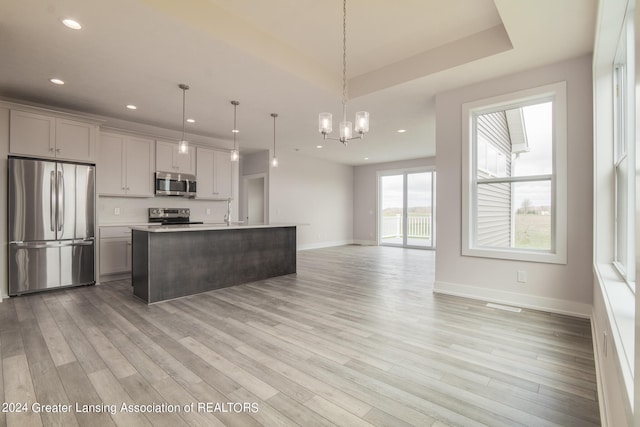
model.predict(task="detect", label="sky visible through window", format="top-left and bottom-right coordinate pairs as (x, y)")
top-left (381, 173), bottom-right (432, 211)
top-left (512, 101), bottom-right (552, 212)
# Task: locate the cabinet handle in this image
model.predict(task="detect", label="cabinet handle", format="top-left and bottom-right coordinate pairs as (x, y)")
top-left (56, 148), bottom-right (61, 153)
top-left (49, 148), bottom-right (54, 152)
top-left (126, 187), bottom-right (130, 190)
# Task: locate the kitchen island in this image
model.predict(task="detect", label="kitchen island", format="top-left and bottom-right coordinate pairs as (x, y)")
top-left (130, 224), bottom-right (297, 304)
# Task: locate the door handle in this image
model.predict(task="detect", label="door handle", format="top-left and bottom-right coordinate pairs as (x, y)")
top-left (57, 170), bottom-right (64, 233)
top-left (50, 171), bottom-right (55, 232)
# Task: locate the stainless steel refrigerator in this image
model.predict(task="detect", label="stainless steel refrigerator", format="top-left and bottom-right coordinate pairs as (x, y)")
top-left (8, 157), bottom-right (95, 295)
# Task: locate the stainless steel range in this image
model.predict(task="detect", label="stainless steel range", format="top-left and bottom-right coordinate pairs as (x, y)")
top-left (149, 208), bottom-right (204, 225)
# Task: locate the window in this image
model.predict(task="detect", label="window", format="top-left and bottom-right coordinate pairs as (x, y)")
top-left (613, 16), bottom-right (635, 289)
top-left (462, 82), bottom-right (567, 263)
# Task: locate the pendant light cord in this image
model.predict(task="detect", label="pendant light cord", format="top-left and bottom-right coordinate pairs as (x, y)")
top-left (342, 0), bottom-right (347, 123)
top-left (181, 85), bottom-right (187, 141)
top-left (272, 113), bottom-right (277, 156)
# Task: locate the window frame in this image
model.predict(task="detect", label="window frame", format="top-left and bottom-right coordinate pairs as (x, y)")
top-left (612, 14), bottom-right (636, 290)
top-left (461, 82), bottom-right (567, 264)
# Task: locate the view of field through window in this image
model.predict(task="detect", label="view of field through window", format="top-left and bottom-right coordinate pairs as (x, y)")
top-left (476, 101), bottom-right (552, 251)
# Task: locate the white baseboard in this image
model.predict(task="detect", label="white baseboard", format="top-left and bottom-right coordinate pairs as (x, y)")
top-left (298, 240), bottom-right (354, 251)
top-left (433, 280), bottom-right (592, 318)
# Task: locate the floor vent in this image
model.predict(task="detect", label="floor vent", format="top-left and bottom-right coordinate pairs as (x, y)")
top-left (486, 303), bottom-right (522, 313)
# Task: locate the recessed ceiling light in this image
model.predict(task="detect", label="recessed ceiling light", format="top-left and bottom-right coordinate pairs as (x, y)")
top-left (49, 78), bottom-right (65, 85)
top-left (232, 129), bottom-right (239, 133)
top-left (61, 19), bottom-right (82, 30)
top-left (397, 129), bottom-right (407, 133)
top-left (364, 157), bottom-right (369, 160)
top-left (125, 104), bottom-right (137, 110)
top-left (187, 118), bottom-right (195, 123)
top-left (316, 145), bottom-right (323, 149)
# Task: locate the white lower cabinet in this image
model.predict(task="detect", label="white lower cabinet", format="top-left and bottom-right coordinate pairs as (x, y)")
top-left (99, 227), bottom-right (132, 279)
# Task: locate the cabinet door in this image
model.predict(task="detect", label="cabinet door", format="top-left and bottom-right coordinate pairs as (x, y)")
top-left (9, 110), bottom-right (55, 157)
top-left (155, 141), bottom-right (176, 173)
top-left (125, 136), bottom-right (154, 197)
top-left (214, 150), bottom-right (233, 199)
top-left (97, 133), bottom-right (126, 195)
top-left (196, 147), bottom-right (215, 199)
top-left (55, 118), bottom-right (97, 162)
top-left (174, 146), bottom-right (196, 174)
top-left (100, 238), bottom-right (131, 275)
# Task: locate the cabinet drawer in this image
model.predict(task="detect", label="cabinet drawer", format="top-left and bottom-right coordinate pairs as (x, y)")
top-left (100, 226), bottom-right (132, 239)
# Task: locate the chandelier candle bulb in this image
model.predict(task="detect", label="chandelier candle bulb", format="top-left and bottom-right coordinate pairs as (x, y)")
top-left (355, 111), bottom-right (369, 133)
top-left (319, 112), bottom-right (332, 134)
top-left (340, 121), bottom-right (353, 140)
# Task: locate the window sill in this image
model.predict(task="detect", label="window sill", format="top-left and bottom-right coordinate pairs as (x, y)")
top-left (593, 263), bottom-right (634, 401)
top-left (462, 246), bottom-right (566, 264)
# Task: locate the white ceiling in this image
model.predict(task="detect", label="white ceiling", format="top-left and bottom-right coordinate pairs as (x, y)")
top-left (0, 0), bottom-right (597, 165)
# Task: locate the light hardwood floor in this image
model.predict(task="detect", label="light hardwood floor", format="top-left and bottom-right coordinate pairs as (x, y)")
top-left (0, 245), bottom-right (599, 426)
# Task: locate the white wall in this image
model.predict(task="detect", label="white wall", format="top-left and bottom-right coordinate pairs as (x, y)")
top-left (353, 157), bottom-right (435, 245)
top-left (268, 150), bottom-right (354, 250)
top-left (434, 55), bottom-right (594, 317)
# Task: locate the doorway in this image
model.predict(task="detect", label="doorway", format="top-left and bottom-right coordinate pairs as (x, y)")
top-left (242, 173), bottom-right (267, 225)
top-left (379, 169), bottom-right (435, 249)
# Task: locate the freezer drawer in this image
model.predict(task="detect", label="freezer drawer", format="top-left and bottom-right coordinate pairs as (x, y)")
top-left (9, 240), bottom-right (95, 296)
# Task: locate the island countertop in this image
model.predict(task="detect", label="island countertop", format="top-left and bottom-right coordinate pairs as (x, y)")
top-left (130, 223), bottom-right (301, 233)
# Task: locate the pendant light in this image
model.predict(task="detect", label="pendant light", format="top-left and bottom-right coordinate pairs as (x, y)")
top-left (178, 83), bottom-right (189, 154)
top-left (230, 100), bottom-right (240, 162)
top-left (318, 0), bottom-right (369, 145)
top-left (271, 113), bottom-right (279, 168)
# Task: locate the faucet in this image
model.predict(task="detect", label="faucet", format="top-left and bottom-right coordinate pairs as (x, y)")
top-left (224, 198), bottom-right (232, 225)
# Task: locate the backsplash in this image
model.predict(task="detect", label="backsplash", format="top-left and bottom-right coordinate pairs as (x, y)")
top-left (98, 196), bottom-right (235, 224)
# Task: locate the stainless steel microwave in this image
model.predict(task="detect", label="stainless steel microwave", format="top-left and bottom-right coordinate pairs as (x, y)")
top-left (155, 172), bottom-right (197, 198)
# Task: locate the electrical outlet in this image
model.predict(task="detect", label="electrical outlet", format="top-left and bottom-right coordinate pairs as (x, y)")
top-left (517, 270), bottom-right (527, 283)
top-left (114, 207), bottom-right (120, 215)
top-left (205, 208), bottom-right (211, 215)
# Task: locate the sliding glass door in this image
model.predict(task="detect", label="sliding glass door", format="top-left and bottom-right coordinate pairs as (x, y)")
top-left (379, 169), bottom-right (435, 248)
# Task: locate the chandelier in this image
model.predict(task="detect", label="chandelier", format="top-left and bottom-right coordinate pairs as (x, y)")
top-left (318, 0), bottom-right (369, 145)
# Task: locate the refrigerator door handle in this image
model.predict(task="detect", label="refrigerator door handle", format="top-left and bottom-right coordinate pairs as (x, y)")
top-left (50, 171), bottom-right (56, 232)
top-left (10, 240), bottom-right (94, 249)
top-left (57, 170), bottom-right (64, 233)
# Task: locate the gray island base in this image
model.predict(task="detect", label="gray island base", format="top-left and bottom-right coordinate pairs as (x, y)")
top-left (131, 225), bottom-right (296, 304)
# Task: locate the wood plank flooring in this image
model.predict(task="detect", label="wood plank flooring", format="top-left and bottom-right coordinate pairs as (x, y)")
top-left (0, 245), bottom-right (600, 426)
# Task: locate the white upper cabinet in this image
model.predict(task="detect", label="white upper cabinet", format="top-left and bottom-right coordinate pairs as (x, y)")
top-left (196, 147), bottom-right (232, 200)
top-left (98, 132), bottom-right (154, 197)
top-left (10, 110), bottom-right (97, 162)
top-left (156, 140), bottom-right (196, 175)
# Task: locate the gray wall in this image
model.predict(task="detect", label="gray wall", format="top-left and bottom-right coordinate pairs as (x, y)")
top-left (434, 54), bottom-right (593, 316)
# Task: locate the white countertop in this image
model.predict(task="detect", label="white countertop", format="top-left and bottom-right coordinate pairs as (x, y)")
top-left (130, 223), bottom-right (299, 233)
